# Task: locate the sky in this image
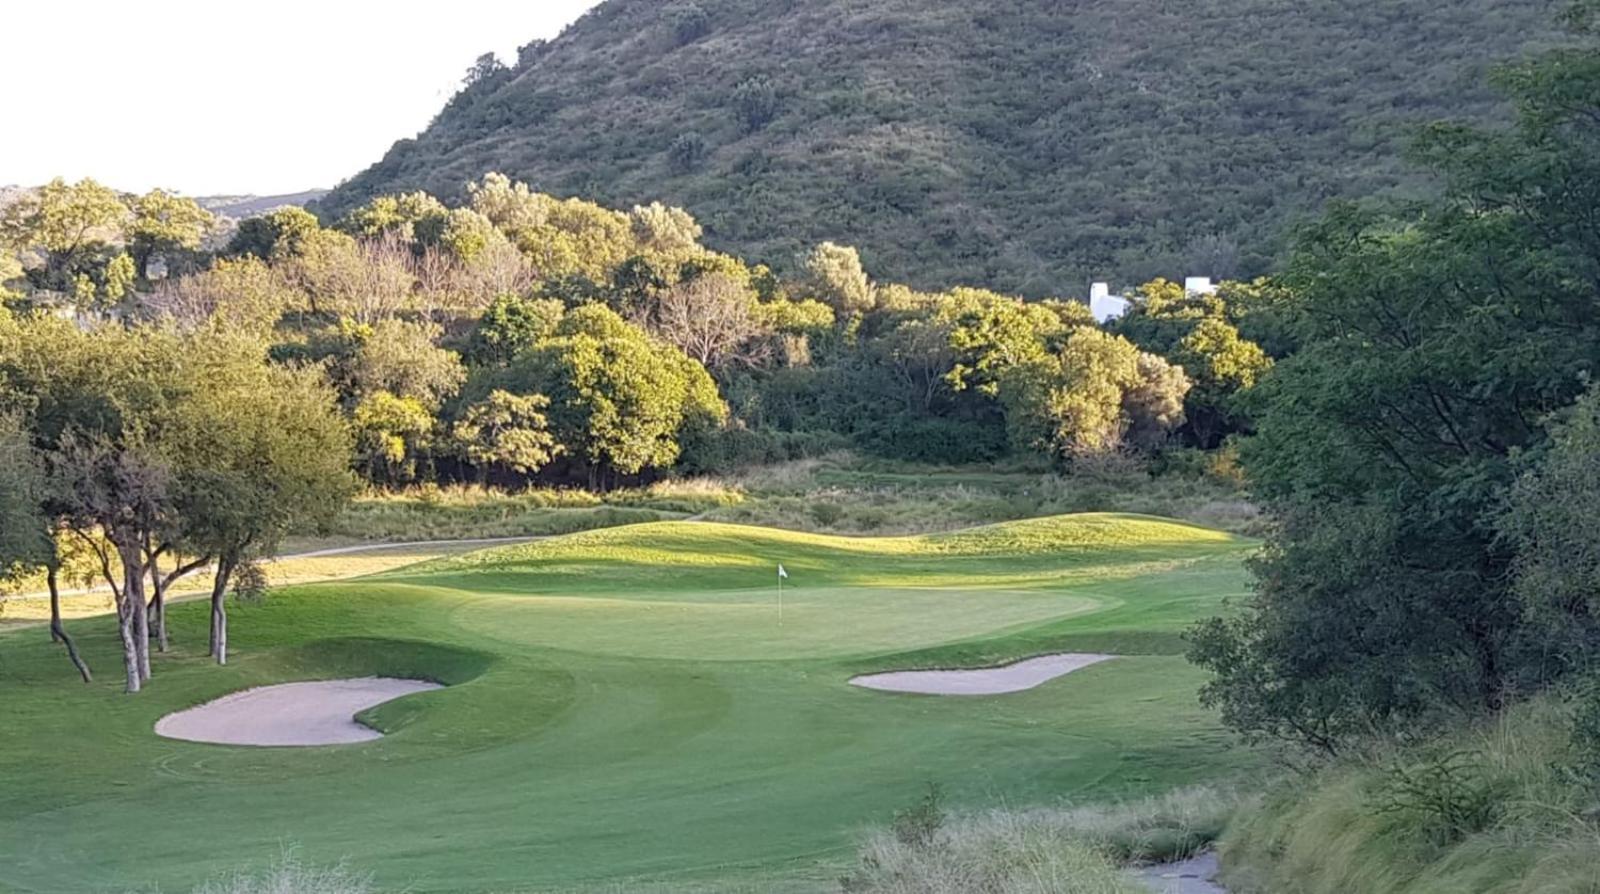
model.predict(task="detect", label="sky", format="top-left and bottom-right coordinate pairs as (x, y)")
top-left (0, 0), bottom-right (602, 196)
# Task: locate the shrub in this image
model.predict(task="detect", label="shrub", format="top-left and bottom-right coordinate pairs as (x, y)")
top-left (1371, 750), bottom-right (1500, 848)
top-left (668, 132), bottom-right (708, 173)
top-left (667, 2), bottom-right (710, 45)
top-left (732, 76), bottom-right (779, 132)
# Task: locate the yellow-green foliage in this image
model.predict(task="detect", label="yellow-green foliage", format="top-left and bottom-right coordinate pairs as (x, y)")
top-left (1220, 697), bottom-right (1600, 894)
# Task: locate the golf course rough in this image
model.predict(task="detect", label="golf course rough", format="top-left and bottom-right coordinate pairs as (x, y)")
top-left (0, 513), bottom-right (1258, 893)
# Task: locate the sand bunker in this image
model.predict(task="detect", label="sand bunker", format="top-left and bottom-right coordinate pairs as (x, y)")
top-left (849, 653), bottom-right (1116, 695)
top-left (154, 677), bottom-right (442, 746)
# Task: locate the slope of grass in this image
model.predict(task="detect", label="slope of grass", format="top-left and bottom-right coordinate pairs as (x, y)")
top-left (1218, 697), bottom-right (1600, 894)
top-left (0, 514), bottom-right (1257, 893)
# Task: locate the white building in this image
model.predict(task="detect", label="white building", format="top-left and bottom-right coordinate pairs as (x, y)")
top-left (1088, 275), bottom-right (1218, 324)
top-left (1089, 282), bottom-right (1129, 323)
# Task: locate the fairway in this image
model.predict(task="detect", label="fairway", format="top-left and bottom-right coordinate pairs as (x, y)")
top-left (0, 514), bottom-right (1257, 893)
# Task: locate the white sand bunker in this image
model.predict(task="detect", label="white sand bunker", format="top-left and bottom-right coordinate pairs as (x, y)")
top-left (155, 677), bottom-right (442, 746)
top-left (849, 653), bottom-right (1116, 695)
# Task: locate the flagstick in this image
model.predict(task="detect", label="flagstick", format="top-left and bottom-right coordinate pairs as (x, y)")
top-left (777, 570), bottom-right (783, 627)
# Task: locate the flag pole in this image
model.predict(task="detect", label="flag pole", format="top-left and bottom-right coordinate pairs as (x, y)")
top-left (777, 567), bottom-right (783, 626)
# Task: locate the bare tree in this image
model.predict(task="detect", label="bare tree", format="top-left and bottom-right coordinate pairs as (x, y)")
top-left (653, 273), bottom-right (770, 371)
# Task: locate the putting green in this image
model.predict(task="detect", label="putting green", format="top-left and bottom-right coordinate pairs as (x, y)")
top-left (0, 514), bottom-right (1257, 893)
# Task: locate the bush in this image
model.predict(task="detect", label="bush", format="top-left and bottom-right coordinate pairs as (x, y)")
top-left (1371, 750), bottom-right (1500, 848)
top-left (732, 76), bottom-right (779, 132)
top-left (667, 2), bottom-right (710, 45)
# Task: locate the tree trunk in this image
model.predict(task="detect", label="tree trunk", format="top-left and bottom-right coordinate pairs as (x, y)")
top-left (209, 555), bottom-right (235, 666)
top-left (146, 548), bottom-right (169, 653)
top-left (47, 567), bottom-right (92, 683)
top-left (116, 575), bottom-right (140, 694)
top-left (118, 541), bottom-right (151, 683)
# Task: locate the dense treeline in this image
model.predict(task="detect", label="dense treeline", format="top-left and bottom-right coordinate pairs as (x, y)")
top-left (0, 165), bottom-right (1276, 692)
top-left (1188, 20), bottom-right (1600, 762)
top-left (319, 0), bottom-right (1565, 295)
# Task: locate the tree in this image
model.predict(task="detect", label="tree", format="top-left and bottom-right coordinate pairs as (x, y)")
top-left (127, 190), bottom-right (214, 279)
top-left (340, 191), bottom-right (447, 241)
top-left (471, 294), bottom-right (566, 365)
top-left (144, 256), bottom-right (294, 334)
top-left (998, 328), bottom-right (1185, 459)
top-left (451, 390), bottom-right (561, 477)
top-left (1191, 42), bottom-right (1600, 749)
top-left (801, 242), bottom-right (874, 316)
top-left (0, 412), bottom-right (89, 680)
top-left (507, 305), bottom-right (726, 486)
top-left (653, 272), bottom-right (769, 370)
top-left (353, 391), bottom-right (435, 483)
top-left (225, 206), bottom-right (322, 261)
top-left (0, 177), bottom-right (129, 291)
top-left (1504, 385), bottom-right (1600, 670)
top-left (629, 202), bottom-right (703, 255)
top-left (668, 2), bottom-right (710, 44)
top-left (668, 132), bottom-right (708, 173)
top-left (732, 76), bottom-right (779, 132)
top-left (343, 318), bottom-right (466, 409)
top-left (1114, 279), bottom-right (1272, 447)
top-left (168, 361), bottom-right (355, 665)
top-left (1171, 316), bottom-right (1271, 447)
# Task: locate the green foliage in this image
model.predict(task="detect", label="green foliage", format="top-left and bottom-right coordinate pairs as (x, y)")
top-left (353, 391), bottom-right (436, 482)
top-left (450, 390), bottom-right (560, 475)
top-left (470, 294), bottom-right (566, 365)
top-left (801, 241), bottom-right (873, 316)
top-left (225, 206), bottom-right (322, 261)
top-left (1191, 38), bottom-right (1600, 752)
top-left (1371, 751), bottom-right (1501, 848)
top-left (126, 189), bottom-right (214, 278)
top-left (498, 305), bottom-right (727, 481)
top-left (0, 412), bottom-right (48, 573)
top-left (731, 75), bottom-right (779, 132)
top-left (1504, 385), bottom-right (1600, 667)
top-left (1219, 698), bottom-right (1597, 894)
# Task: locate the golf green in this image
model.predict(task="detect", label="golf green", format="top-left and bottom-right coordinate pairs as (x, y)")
top-left (0, 514), bottom-right (1258, 892)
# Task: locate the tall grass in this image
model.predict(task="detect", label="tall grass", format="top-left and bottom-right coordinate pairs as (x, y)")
top-left (186, 852), bottom-right (374, 894)
top-left (1219, 696), bottom-right (1600, 894)
top-left (840, 786), bottom-right (1237, 894)
top-left (694, 452), bottom-right (1259, 536)
top-left (317, 480), bottom-right (744, 543)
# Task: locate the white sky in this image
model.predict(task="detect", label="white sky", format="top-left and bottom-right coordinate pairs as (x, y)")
top-left (0, 0), bottom-right (601, 196)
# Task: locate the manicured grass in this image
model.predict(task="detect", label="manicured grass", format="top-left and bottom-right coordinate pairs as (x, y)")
top-left (0, 514), bottom-right (1257, 893)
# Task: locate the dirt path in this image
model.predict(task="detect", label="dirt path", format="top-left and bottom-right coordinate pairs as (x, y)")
top-left (848, 653), bottom-right (1116, 695)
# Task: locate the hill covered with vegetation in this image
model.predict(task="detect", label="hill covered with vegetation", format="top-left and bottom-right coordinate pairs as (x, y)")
top-left (319, 0), bottom-right (1566, 295)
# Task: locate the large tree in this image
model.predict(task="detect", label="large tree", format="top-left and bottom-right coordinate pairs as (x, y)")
top-left (1189, 38), bottom-right (1600, 749)
top-left (168, 358), bottom-right (355, 665)
top-left (500, 305), bottom-right (725, 486)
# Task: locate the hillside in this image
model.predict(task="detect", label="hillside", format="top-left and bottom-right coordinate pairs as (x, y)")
top-left (318, 0), bottom-right (1566, 295)
top-left (195, 189), bottom-right (328, 218)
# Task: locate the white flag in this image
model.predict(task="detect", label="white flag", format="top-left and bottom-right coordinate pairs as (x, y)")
top-left (777, 564), bottom-right (788, 580)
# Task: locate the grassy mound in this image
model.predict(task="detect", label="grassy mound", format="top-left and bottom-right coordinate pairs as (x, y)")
top-left (0, 514), bottom-right (1255, 892)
